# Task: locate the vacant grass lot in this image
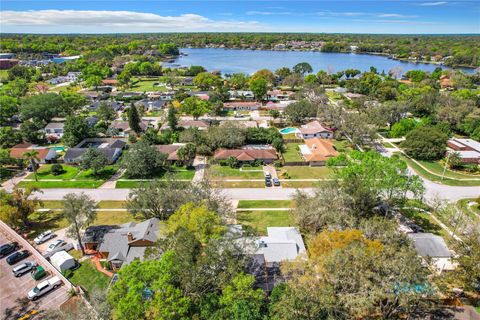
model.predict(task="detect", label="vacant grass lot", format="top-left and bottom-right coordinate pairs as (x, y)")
top-left (126, 77), bottom-right (167, 92)
top-left (282, 143), bottom-right (303, 162)
top-left (208, 165), bottom-right (264, 179)
top-left (237, 210), bottom-right (295, 235)
top-left (278, 166), bottom-right (332, 179)
top-left (19, 180), bottom-right (105, 188)
top-left (210, 181), bottom-right (265, 188)
top-left (281, 181), bottom-right (323, 188)
top-left (237, 200), bottom-right (293, 209)
top-left (67, 260), bottom-right (110, 294)
top-left (401, 156), bottom-right (480, 187)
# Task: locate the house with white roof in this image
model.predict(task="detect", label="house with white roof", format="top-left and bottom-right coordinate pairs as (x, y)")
top-left (297, 120), bottom-right (334, 139)
top-left (255, 227), bottom-right (306, 264)
top-left (447, 138), bottom-right (480, 164)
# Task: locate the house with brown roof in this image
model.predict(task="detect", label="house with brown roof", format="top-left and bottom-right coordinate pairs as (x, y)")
top-left (267, 90), bottom-right (295, 101)
top-left (109, 120), bottom-right (151, 136)
top-left (299, 138), bottom-right (339, 166)
top-left (154, 144), bottom-right (195, 165)
top-left (214, 147), bottom-right (277, 164)
top-left (439, 75), bottom-right (453, 90)
top-left (223, 102), bottom-right (261, 111)
top-left (297, 120), bottom-right (334, 139)
top-left (9, 144), bottom-right (57, 164)
top-left (102, 79), bottom-right (118, 86)
top-left (447, 138), bottom-right (480, 164)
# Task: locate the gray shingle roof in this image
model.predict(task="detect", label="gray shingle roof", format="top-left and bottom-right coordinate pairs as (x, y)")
top-left (408, 233), bottom-right (452, 258)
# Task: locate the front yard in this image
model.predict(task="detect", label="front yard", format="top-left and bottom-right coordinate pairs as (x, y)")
top-left (278, 166), bottom-right (332, 179)
top-left (116, 166), bottom-right (195, 188)
top-left (236, 210), bottom-right (295, 235)
top-left (207, 165), bottom-right (264, 179)
top-left (237, 200), bottom-right (294, 209)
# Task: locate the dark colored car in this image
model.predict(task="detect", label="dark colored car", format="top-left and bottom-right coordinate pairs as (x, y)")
top-left (6, 250), bottom-right (30, 265)
top-left (265, 178), bottom-right (272, 187)
top-left (273, 178), bottom-right (280, 186)
top-left (0, 242), bottom-right (19, 258)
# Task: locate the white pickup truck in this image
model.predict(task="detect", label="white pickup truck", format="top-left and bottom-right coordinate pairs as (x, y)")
top-left (27, 276), bottom-right (62, 300)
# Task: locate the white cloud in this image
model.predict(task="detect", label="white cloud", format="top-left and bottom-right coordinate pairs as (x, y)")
top-left (377, 13), bottom-right (418, 18)
top-left (419, 2), bottom-right (448, 6)
top-left (316, 11), bottom-right (365, 17)
top-left (0, 10), bottom-right (265, 32)
top-left (246, 11), bottom-right (296, 16)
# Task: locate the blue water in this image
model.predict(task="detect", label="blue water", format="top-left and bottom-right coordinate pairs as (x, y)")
top-left (49, 146), bottom-right (65, 151)
top-left (280, 127), bottom-right (298, 134)
top-left (164, 48), bottom-right (473, 76)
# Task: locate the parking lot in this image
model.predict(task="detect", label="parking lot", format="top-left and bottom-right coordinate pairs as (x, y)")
top-left (0, 227), bottom-right (71, 319)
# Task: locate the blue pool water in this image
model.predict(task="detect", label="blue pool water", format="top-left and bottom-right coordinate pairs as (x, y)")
top-left (49, 146), bottom-right (65, 151)
top-left (280, 127), bottom-right (298, 134)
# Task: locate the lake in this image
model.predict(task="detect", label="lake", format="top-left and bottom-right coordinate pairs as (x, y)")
top-left (164, 48), bottom-right (473, 76)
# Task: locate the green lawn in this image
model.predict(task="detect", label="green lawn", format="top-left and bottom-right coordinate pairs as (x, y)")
top-left (126, 77), bottom-right (167, 92)
top-left (0, 70), bottom-right (9, 81)
top-left (75, 165), bottom-right (119, 180)
top-left (26, 164), bottom-right (80, 180)
top-left (40, 200), bottom-right (126, 210)
top-left (117, 168), bottom-right (195, 188)
top-left (237, 200), bottom-right (293, 209)
top-left (208, 165), bottom-right (264, 179)
top-left (278, 166), bottom-right (332, 179)
top-left (67, 260), bottom-right (110, 294)
top-left (282, 143), bottom-right (304, 162)
top-left (282, 133), bottom-right (299, 140)
top-left (281, 181), bottom-right (323, 188)
top-left (400, 207), bottom-right (447, 238)
top-left (457, 199), bottom-right (480, 220)
top-left (332, 139), bottom-right (353, 153)
top-left (401, 156), bottom-right (480, 187)
top-left (210, 181), bottom-right (266, 188)
top-left (416, 159), bottom-right (480, 179)
top-left (237, 210), bottom-right (295, 235)
top-left (19, 180), bottom-right (104, 188)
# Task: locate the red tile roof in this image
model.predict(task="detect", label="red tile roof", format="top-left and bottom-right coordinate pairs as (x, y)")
top-left (299, 120), bottom-right (333, 135)
top-left (214, 148), bottom-right (277, 161)
top-left (302, 138), bottom-right (338, 162)
top-left (10, 148), bottom-right (51, 160)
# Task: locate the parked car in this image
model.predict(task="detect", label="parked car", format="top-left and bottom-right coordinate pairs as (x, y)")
top-left (264, 172), bottom-right (272, 179)
top-left (27, 276), bottom-right (62, 300)
top-left (12, 261), bottom-right (37, 277)
top-left (46, 240), bottom-right (65, 253)
top-left (265, 179), bottom-right (272, 187)
top-left (31, 266), bottom-right (47, 280)
top-left (0, 242), bottom-right (19, 258)
top-left (273, 178), bottom-right (280, 186)
top-left (6, 250), bottom-right (30, 265)
top-left (34, 230), bottom-right (55, 245)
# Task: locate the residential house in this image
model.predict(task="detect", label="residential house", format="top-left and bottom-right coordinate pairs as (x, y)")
top-left (89, 100), bottom-right (123, 112)
top-left (228, 90), bottom-right (255, 101)
top-left (136, 98), bottom-right (167, 112)
top-left (214, 147), bottom-right (277, 164)
top-left (44, 122), bottom-right (65, 138)
top-left (223, 102), bottom-right (261, 111)
top-left (439, 75), bottom-right (453, 90)
top-left (407, 233), bottom-right (456, 272)
top-left (47, 72), bottom-right (81, 85)
top-left (297, 120), bottom-right (334, 139)
top-left (9, 144), bottom-right (57, 164)
top-left (255, 227), bottom-right (306, 264)
top-left (154, 143), bottom-right (194, 164)
top-left (161, 120), bottom-right (209, 132)
top-left (299, 138), bottom-right (339, 166)
top-left (109, 120), bottom-right (150, 136)
top-left (102, 79), bottom-right (118, 86)
top-left (63, 138), bottom-right (126, 164)
top-left (83, 218), bottom-right (161, 270)
top-left (267, 90), bottom-right (294, 102)
top-left (447, 138), bottom-right (480, 164)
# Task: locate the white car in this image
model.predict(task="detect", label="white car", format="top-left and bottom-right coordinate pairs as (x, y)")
top-left (34, 230), bottom-right (55, 245)
top-left (27, 276), bottom-right (62, 300)
top-left (46, 240), bottom-right (65, 253)
top-left (12, 261), bottom-right (37, 277)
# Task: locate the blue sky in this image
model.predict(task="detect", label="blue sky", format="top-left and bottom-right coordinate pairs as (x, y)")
top-left (1, 1), bottom-right (479, 34)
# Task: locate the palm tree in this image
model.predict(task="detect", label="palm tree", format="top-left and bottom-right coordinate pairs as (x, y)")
top-left (23, 150), bottom-right (39, 182)
top-left (177, 143), bottom-right (196, 167)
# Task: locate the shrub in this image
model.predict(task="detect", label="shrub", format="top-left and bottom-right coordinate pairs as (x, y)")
top-left (50, 164), bottom-right (64, 176)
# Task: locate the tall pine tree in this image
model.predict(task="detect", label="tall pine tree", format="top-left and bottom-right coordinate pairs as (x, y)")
top-left (167, 105), bottom-right (177, 131)
top-left (127, 103), bottom-right (142, 134)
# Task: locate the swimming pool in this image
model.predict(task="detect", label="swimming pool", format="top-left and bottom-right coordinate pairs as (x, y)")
top-left (49, 146), bottom-right (65, 151)
top-left (279, 127), bottom-right (299, 135)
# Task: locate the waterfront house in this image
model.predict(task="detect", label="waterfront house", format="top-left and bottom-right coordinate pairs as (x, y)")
top-left (297, 120), bottom-right (334, 139)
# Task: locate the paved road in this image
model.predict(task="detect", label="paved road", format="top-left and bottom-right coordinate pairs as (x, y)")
top-left (20, 184), bottom-right (479, 202)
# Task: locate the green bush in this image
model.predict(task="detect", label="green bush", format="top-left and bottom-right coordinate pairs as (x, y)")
top-left (50, 164), bottom-right (64, 176)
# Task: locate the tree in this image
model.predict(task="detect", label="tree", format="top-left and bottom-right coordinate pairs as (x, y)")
top-left (447, 151), bottom-right (463, 169)
top-left (284, 100), bottom-right (316, 124)
top-left (250, 69), bottom-right (275, 84)
top-left (449, 225), bottom-right (480, 292)
top-left (122, 141), bottom-right (167, 178)
top-left (20, 121), bottom-right (45, 144)
top-left (126, 178), bottom-right (233, 221)
top-left (96, 102), bottom-right (116, 127)
top-left (50, 164), bottom-right (64, 176)
top-left (0, 126), bottom-right (22, 148)
top-left (127, 103), bottom-right (142, 134)
top-left (374, 101), bottom-right (408, 131)
top-left (0, 186), bottom-right (42, 228)
top-left (272, 137), bottom-right (286, 153)
top-left (215, 273), bottom-right (265, 320)
top-left (62, 192), bottom-right (98, 255)
top-left (249, 78), bottom-right (268, 101)
top-left (167, 105), bottom-right (178, 131)
top-left (186, 65), bottom-right (206, 76)
top-left (282, 73), bottom-right (303, 89)
top-left (228, 73), bottom-right (250, 89)
top-left (193, 72), bottom-right (220, 90)
top-left (269, 109), bottom-right (280, 119)
top-left (181, 96), bottom-right (212, 120)
top-left (303, 74), bottom-right (318, 85)
top-left (23, 150), bottom-right (39, 181)
top-left (20, 93), bottom-right (66, 123)
top-left (80, 148), bottom-right (109, 176)
top-left (207, 123), bottom-right (245, 149)
top-left (0, 95), bottom-right (18, 125)
top-left (60, 91), bottom-right (87, 115)
top-left (117, 70), bottom-right (132, 88)
top-left (401, 126), bottom-right (448, 160)
top-left (275, 67), bottom-right (291, 79)
top-left (405, 70), bottom-right (427, 82)
top-left (177, 143), bottom-right (196, 166)
top-left (166, 203), bottom-right (225, 244)
top-left (293, 62), bottom-right (313, 76)
top-left (62, 116), bottom-right (92, 147)
top-left (389, 118), bottom-right (418, 138)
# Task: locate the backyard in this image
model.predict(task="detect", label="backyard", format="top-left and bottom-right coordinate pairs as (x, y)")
top-left (282, 143), bottom-right (303, 162)
top-left (66, 259), bottom-right (110, 294)
top-left (236, 210), bottom-right (295, 235)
